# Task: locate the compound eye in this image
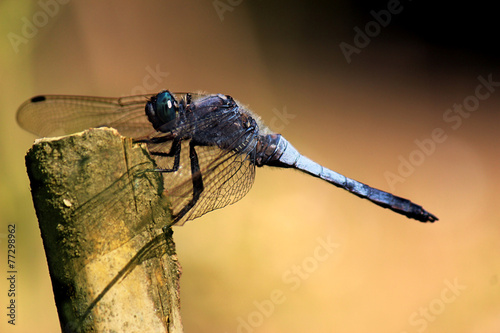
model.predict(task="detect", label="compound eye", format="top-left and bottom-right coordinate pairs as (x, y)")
top-left (155, 91), bottom-right (178, 124)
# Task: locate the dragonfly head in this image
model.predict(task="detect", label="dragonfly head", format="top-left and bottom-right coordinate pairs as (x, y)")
top-left (146, 90), bottom-right (179, 131)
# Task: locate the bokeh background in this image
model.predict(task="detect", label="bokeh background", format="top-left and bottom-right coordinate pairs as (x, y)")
top-left (1, 1), bottom-right (499, 332)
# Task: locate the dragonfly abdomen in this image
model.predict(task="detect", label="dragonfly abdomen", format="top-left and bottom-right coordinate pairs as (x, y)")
top-left (266, 135), bottom-right (438, 223)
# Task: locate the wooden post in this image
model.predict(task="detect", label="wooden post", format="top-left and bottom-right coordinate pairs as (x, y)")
top-left (25, 128), bottom-right (183, 333)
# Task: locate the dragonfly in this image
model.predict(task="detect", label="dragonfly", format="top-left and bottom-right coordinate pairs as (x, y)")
top-left (17, 90), bottom-right (438, 226)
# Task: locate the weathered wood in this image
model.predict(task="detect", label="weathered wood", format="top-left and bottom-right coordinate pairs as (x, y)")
top-left (25, 128), bottom-right (182, 333)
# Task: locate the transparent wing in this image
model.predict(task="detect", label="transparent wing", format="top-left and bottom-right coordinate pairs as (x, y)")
top-left (161, 142), bottom-right (257, 226)
top-left (16, 92), bottom-right (196, 138)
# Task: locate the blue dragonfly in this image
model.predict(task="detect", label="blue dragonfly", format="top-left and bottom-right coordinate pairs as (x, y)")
top-left (17, 90), bottom-right (438, 225)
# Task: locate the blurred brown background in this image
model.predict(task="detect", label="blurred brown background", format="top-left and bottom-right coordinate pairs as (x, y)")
top-left (1, 1), bottom-right (499, 332)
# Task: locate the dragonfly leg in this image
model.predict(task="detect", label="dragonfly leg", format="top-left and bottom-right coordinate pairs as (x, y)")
top-left (149, 137), bottom-right (182, 172)
top-left (172, 140), bottom-right (204, 223)
top-left (185, 93), bottom-right (192, 105)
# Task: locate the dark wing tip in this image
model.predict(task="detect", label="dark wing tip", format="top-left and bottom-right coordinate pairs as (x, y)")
top-left (30, 95), bottom-right (46, 103)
